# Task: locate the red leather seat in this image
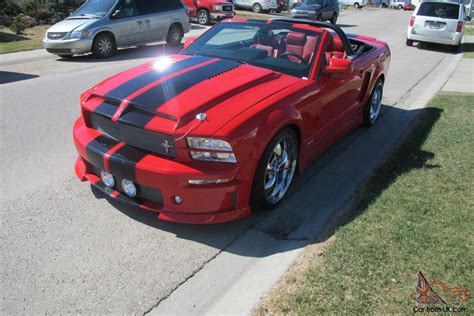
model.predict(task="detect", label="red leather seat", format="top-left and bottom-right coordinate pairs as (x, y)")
top-left (284, 32), bottom-right (318, 63)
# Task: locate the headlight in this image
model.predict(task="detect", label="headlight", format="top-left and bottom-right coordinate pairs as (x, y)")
top-left (213, 4), bottom-right (222, 10)
top-left (190, 151), bottom-right (237, 163)
top-left (69, 30), bottom-right (89, 39)
top-left (187, 137), bottom-right (233, 152)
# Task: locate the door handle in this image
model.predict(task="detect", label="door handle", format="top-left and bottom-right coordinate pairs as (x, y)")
top-left (136, 20), bottom-right (143, 25)
top-left (144, 19), bottom-right (150, 23)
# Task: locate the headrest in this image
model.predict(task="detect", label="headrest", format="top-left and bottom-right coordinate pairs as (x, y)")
top-left (287, 32), bottom-right (307, 46)
top-left (333, 35), bottom-right (344, 52)
top-left (255, 31), bottom-right (275, 47)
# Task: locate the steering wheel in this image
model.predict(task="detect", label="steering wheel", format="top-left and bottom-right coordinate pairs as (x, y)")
top-left (278, 52), bottom-right (307, 65)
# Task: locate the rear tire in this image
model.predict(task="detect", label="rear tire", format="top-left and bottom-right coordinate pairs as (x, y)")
top-left (330, 13), bottom-right (337, 24)
top-left (363, 79), bottom-right (384, 127)
top-left (252, 3), bottom-right (263, 13)
top-left (406, 39), bottom-right (414, 46)
top-left (166, 24), bottom-right (183, 47)
top-left (398, 4), bottom-right (403, 9)
top-left (354, 2), bottom-right (360, 8)
top-left (251, 128), bottom-right (298, 210)
top-left (92, 33), bottom-right (116, 59)
top-left (197, 9), bottom-right (210, 25)
top-left (316, 13), bottom-right (323, 21)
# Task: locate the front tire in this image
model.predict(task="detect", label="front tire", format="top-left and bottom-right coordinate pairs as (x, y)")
top-left (197, 9), bottom-right (210, 25)
top-left (354, 2), bottom-right (360, 9)
top-left (316, 13), bottom-right (323, 21)
top-left (166, 24), bottom-right (183, 47)
top-left (363, 79), bottom-right (384, 127)
top-left (251, 128), bottom-right (298, 209)
top-left (330, 13), bottom-right (338, 24)
top-left (252, 3), bottom-right (263, 13)
top-left (92, 33), bottom-right (116, 59)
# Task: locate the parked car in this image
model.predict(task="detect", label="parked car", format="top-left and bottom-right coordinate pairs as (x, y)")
top-left (289, 0), bottom-right (303, 8)
top-left (338, 0), bottom-right (367, 9)
top-left (232, 0), bottom-right (279, 13)
top-left (182, 0), bottom-right (235, 25)
top-left (73, 18), bottom-right (390, 224)
top-left (43, 0), bottom-right (190, 58)
top-left (406, 0), bottom-right (471, 51)
top-left (392, 0), bottom-right (406, 9)
top-left (290, 0), bottom-right (339, 23)
top-left (403, 1), bottom-right (416, 10)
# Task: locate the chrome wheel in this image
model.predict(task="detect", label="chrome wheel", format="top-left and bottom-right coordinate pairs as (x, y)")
top-left (197, 10), bottom-right (209, 25)
top-left (167, 25), bottom-right (183, 46)
top-left (252, 3), bottom-right (262, 13)
top-left (98, 37), bottom-right (112, 56)
top-left (264, 137), bottom-right (297, 205)
top-left (369, 84), bottom-right (382, 124)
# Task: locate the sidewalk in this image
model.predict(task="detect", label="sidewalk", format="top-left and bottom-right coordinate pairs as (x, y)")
top-left (442, 36), bottom-right (474, 93)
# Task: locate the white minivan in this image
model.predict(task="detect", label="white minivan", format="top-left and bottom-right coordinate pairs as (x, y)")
top-left (338, 0), bottom-right (368, 8)
top-left (232, 0), bottom-right (279, 13)
top-left (406, 0), bottom-right (471, 51)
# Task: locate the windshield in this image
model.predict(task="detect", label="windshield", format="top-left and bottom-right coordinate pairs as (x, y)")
top-left (302, 0), bottom-right (323, 5)
top-left (417, 2), bottom-right (460, 19)
top-left (182, 21), bottom-right (322, 78)
top-left (71, 0), bottom-right (117, 18)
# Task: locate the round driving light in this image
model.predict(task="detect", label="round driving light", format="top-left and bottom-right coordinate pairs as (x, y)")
top-left (121, 179), bottom-right (137, 198)
top-left (174, 196), bottom-right (183, 205)
top-left (100, 170), bottom-right (115, 188)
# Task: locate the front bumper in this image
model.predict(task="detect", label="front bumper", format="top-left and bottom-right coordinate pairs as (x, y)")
top-left (210, 12), bottom-right (235, 21)
top-left (43, 37), bottom-right (93, 55)
top-left (73, 118), bottom-right (254, 224)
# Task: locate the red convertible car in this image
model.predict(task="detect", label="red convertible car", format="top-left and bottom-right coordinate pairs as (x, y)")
top-left (73, 18), bottom-right (390, 224)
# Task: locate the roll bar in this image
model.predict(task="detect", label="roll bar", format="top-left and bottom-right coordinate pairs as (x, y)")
top-left (271, 18), bottom-right (355, 56)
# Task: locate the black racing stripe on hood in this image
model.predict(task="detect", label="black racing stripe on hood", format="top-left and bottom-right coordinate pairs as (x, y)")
top-left (93, 56), bottom-right (212, 118)
top-left (85, 135), bottom-right (119, 171)
top-left (108, 145), bottom-right (148, 181)
top-left (129, 59), bottom-right (241, 113)
top-left (107, 56), bottom-right (212, 100)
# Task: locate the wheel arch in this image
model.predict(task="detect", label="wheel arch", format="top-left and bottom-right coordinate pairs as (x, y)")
top-left (92, 30), bottom-right (117, 46)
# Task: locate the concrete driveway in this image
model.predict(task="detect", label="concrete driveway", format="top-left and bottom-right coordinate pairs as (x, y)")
top-left (0, 10), bottom-right (461, 314)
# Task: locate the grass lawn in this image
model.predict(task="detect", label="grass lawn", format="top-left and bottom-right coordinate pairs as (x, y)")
top-left (256, 93), bottom-right (474, 314)
top-left (463, 43), bottom-right (474, 59)
top-left (0, 25), bottom-right (48, 54)
top-left (465, 27), bottom-right (474, 36)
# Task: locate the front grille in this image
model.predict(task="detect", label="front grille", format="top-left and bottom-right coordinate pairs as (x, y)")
top-left (47, 32), bottom-right (68, 40)
top-left (85, 111), bottom-right (177, 158)
top-left (222, 4), bottom-right (233, 11)
top-left (46, 48), bottom-right (71, 54)
top-left (89, 164), bottom-right (164, 204)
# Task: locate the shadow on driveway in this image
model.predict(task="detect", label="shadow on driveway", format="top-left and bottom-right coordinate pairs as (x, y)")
top-left (0, 71), bottom-right (39, 84)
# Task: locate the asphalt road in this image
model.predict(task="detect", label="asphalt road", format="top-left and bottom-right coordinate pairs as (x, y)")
top-left (0, 10), bottom-right (460, 314)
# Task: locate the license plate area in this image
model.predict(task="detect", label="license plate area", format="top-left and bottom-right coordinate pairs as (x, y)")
top-left (425, 21), bottom-right (446, 30)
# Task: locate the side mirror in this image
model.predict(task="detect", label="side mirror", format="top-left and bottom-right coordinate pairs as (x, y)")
top-left (183, 37), bottom-right (197, 49)
top-left (111, 9), bottom-right (121, 18)
top-left (324, 58), bottom-right (353, 75)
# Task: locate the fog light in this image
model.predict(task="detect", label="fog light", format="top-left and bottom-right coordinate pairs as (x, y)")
top-left (174, 196), bottom-right (183, 204)
top-left (101, 170), bottom-right (115, 188)
top-left (121, 179), bottom-right (137, 198)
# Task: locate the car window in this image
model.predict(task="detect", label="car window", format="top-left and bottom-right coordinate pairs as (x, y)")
top-left (72, 0), bottom-right (117, 18)
top-left (182, 22), bottom-right (322, 78)
top-left (113, 0), bottom-right (138, 18)
top-left (136, 0), bottom-right (183, 14)
top-left (417, 2), bottom-right (460, 19)
top-left (303, 0), bottom-right (324, 5)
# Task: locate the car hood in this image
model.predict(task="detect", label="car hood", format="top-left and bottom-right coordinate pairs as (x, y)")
top-left (47, 18), bottom-right (97, 33)
top-left (83, 55), bottom-right (301, 135)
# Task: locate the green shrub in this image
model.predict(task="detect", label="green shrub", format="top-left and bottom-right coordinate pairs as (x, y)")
top-left (1, 2), bottom-right (23, 17)
top-left (23, 0), bottom-right (52, 22)
top-left (10, 15), bottom-right (27, 34)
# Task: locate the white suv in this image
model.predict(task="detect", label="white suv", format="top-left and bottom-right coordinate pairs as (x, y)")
top-left (406, 0), bottom-right (471, 51)
top-left (232, 0), bottom-right (279, 13)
